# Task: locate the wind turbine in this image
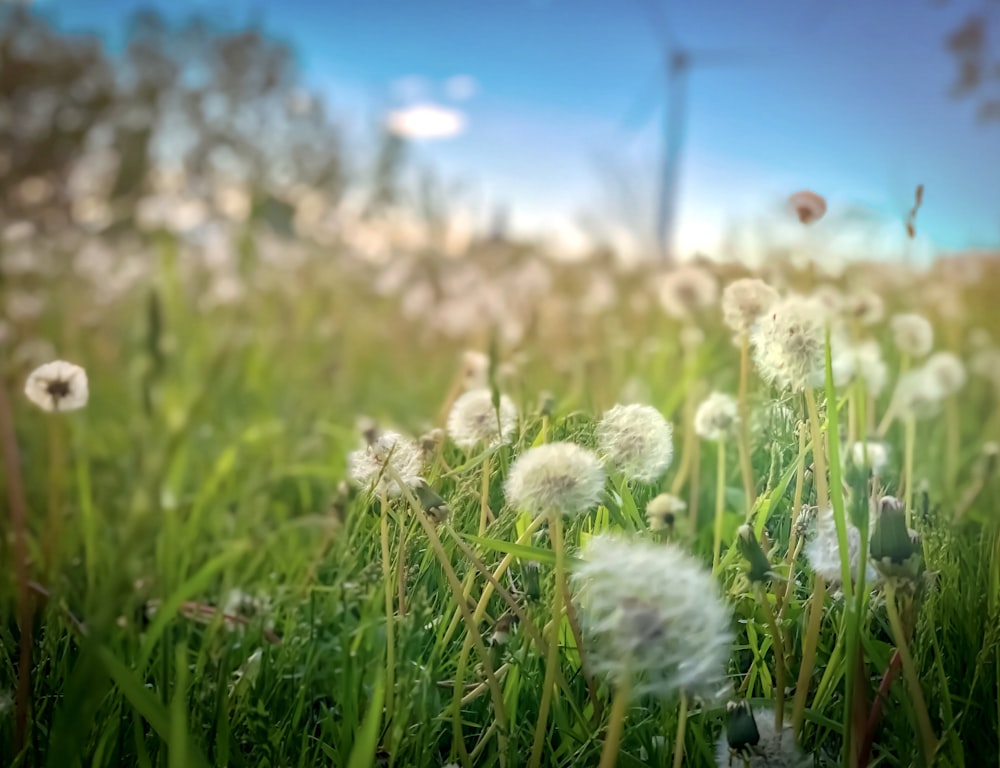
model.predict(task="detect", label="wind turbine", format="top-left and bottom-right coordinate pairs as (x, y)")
top-left (625, 0), bottom-right (753, 262)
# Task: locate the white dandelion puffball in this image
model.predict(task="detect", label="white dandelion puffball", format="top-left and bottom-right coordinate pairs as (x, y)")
top-left (504, 442), bottom-right (605, 518)
top-left (848, 340), bottom-right (889, 397)
top-left (715, 705), bottom-right (809, 768)
top-left (656, 265), bottom-right (719, 320)
top-left (751, 295), bottom-right (827, 392)
top-left (721, 278), bottom-right (780, 334)
top-left (890, 313), bottom-right (933, 358)
top-left (347, 430), bottom-right (424, 497)
top-left (788, 190), bottom-right (827, 224)
top-left (446, 388), bottom-right (518, 450)
top-left (461, 350), bottom-right (490, 390)
top-left (804, 509), bottom-right (877, 590)
top-left (849, 441), bottom-right (890, 475)
top-left (572, 534), bottom-right (732, 700)
top-left (596, 403), bottom-right (674, 483)
top-left (694, 392), bottom-right (739, 442)
top-left (924, 351), bottom-right (966, 397)
top-left (891, 367), bottom-right (944, 420)
top-left (844, 290), bottom-right (884, 326)
top-left (24, 360), bottom-right (89, 412)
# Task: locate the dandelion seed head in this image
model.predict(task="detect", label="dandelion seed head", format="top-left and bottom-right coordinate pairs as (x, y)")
top-left (751, 295), bottom-right (827, 392)
top-left (347, 429), bottom-right (424, 497)
top-left (657, 265), bottom-right (719, 320)
top-left (891, 313), bottom-right (933, 358)
top-left (924, 351), bottom-right (966, 396)
top-left (788, 190), bottom-right (827, 224)
top-left (892, 367), bottom-right (944, 420)
top-left (597, 403), bottom-right (674, 483)
top-left (721, 278), bottom-right (780, 334)
top-left (572, 534), bottom-right (732, 700)
top-left (804, 509), bottom-right (877, 591)
top-left (446, 388), bottom-right (518, 450)
top-left (716, 703), bottom-right (809, 768)
top-left (849, 441), bottom-right (890, 475)
top-left (504, 442), bottom-right (605, 518)
top-left (461, 350), bottom-right (490, 390)
top-left (694, 392), bottom-right (739, 442)
top-left (24, 360), bottom-right (89, 413)
top-left (844, 290), bottom-right (884, 326)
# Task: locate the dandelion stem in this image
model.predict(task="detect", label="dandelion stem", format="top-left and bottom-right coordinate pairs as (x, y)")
top-left (778, 416), bottom-right (808, 617)
top-left (598, 681), bottom-right (630, 768)
top-left (736, 331), bottom-right (756, 515)
top-left (803, 389), bottom-right (829, 507)
top-left (903, 415), bottom-right (916, 528)
top-left (479, 452), bottom-right (492, 536)
top-left (884, 581), bottom-right (937, 762)
top-left (791, 575), bottom-right (826, 736)
top-left (671, 691), bottom-right (689, 768)
top-left (529, 513), bottom-right (566, 768)
top-left (945, 394), bottom-right (959, 496)
top-left (713, 438), bottom-right (727, 573)
top-left (379, 493), bottom-right (396, 728)
top-left (44, 416), bottom-right (67, 577)
top-left (755, 583), bottom-right (786, 730)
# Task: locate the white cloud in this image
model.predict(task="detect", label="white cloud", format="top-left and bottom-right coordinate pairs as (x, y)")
top-left (386, 103), bottom-right (466, 140)
top-left (445, 75), bottom-right (478, 102)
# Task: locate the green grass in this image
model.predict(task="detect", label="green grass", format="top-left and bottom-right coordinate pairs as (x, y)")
top-left (3, 243), bottom-right (1000, 767)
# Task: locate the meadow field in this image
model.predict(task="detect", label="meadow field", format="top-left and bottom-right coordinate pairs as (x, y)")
top-left (3, 7), bottom-right (1000, 768)
top-left (3, 206), bottom-right (1000, 768)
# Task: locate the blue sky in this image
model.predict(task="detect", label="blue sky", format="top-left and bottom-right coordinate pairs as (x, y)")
top-left (41, 0), bottom-right (1000, 257)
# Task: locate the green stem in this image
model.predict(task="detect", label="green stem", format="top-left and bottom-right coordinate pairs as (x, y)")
top-left (380, 494), bottom-right (396, 729)
top-left (903, 416), bottom-right (916, 529)
top-left (713, 438), bottom-right (727, 573)
top-left (529, 514), bottom-right (566, 768)
top-left (671, 691), bottom-right (689, 768)
top-left (756, 584), bottom-right (786, 730)
top-left (791, 575), bottom-right (826, 736)
top-left (598, 682), bottom-right (630, 768)
top-left (737, 331), bottom-right (755, 515)
top-left (884, 582), bottom-right (937, 762)
top-left (803, 389), bottom-right (829, 508)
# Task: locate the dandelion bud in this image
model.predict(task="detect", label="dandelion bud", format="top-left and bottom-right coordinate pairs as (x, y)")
top-left (646, 493), bottom-right (687, 532)
top-left (721, 278), bottom-right (780, 334)
top-left (751, 295), bottom-right (827, 392)
top-left (890, 313), bottom-right (933, 358)
top-left (538, 390), bottom-right (557, 417)
top-left (716, 702), bottom-right (808, 767)
top-left (737, 525), bottom-right (773, 583)
top-left (694, 392), bottom-right (739, 441)
top-left (415, 482), bottom-right (450, 524)
top-left (787, 190), bottom-right (827, 224)
top-left (24, 360), bottom-right (89, 413)
top-left (573, 535), bottom-right (732, 700)
top-left (596, 403), bottom-right (674, 483)
top-left (489, 615), bottom-right (514, 647)
top-left (347, 429), bottom-right (424, 498)
top-left (870, 496), bottom-right (922, 580)
top-left (504, 442), bottom-right (605, 518)
top-left (446, 388), bottom-right (518, 451)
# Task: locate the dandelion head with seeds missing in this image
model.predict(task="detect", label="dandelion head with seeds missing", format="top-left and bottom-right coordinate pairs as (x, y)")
top-left (446, 388), bottom-right (518, 451)
top-left (751, 295), bottom-right (827, 392)
top-left (721, 278), bottom-right (780, 334)
top-left (694, 392), bottom-right (739, 442)
top-left (347, 429), bottom-right (423, 498)
top-left (656, 265), bottom-right (719, 320)
top-left (504, 442), bottom-right (605, 518)
top-left (24, 360), bottom-right (89, 413)
top-left (571, 534), bottom-right (732, 700)
top-left (596, 403), bottom-right (674, 484)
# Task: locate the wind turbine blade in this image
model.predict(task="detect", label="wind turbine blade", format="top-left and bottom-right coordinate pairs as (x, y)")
top-left (619, 68), bottom-right (663, 133)
top-left (633, 0), bottom-right (677, 50)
